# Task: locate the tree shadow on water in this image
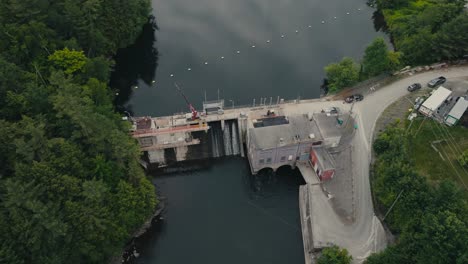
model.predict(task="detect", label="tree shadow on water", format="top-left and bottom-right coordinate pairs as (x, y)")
top-left (110, 15), bottom-right (159, 114)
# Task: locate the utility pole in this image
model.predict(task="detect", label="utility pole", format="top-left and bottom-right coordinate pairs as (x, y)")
top-left (343, 102), bottom-right (355, 128)
top-left (383, 189), bottom-right (404, 221)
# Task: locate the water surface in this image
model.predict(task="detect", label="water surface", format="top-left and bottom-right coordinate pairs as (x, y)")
top-left (124, 0), bottom-right (384, 116)
top-left (138, 159), bottom-right (305, 264)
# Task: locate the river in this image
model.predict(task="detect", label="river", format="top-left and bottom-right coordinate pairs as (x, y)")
top-left (137, 159), bottom-right (305, 263)
top-left (111, 0), bottom-right (384, 263)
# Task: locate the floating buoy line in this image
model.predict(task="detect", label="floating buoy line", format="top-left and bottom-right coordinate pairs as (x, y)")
top-left (131, 6), bottom-right (365, 90)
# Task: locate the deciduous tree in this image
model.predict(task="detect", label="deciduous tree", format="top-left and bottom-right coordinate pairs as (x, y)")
top-left (324, 57), bottom-right (359, 92)
top-left (318, 245), bottom-right (352, 264)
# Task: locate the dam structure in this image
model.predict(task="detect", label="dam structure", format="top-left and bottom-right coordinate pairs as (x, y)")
top-left (131, 98), bottom-right (347, 172)
top-left (130, 97), bottom-right (387, 263)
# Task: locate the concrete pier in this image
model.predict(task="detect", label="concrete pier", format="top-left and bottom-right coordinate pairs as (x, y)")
top-left (237, 117), bottom-right (246, 157)
top-left (299, 184), bottom-right (315, 264)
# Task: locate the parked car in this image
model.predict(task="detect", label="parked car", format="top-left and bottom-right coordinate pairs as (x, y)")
top-left (427, 76), bottom-right (446, 88)
top-left (407, 83), bottom-right (422, 92)
top-left (323, 107), bottom-right (339, 116)
top-left (414, 96), bottom-right (425, 110)
top-left (345, 94), bottom-right (364, 103)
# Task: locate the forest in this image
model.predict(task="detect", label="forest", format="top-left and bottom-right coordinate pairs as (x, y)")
top-left (0, 1), bottom-right (157, 263)
top-left (325, 0), bottom-right (467, 92)
top-left (371, 0), bottom-right (468, 65)
top-left (367, 122), bottom-right (468, 264)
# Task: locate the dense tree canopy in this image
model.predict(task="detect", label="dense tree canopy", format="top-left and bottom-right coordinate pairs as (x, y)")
top-left (368, 122), bottom-right (468, 264)
top-left (0, 0), bottom-right (157, 263)
top-left (318, 245), bottom-right (353, 264)
top-left (324, 57), bottom-right (360, 92)
top-left (362, 37), bottom-right (401, 77)
top-left (374, 0), bottom-right (468, 65)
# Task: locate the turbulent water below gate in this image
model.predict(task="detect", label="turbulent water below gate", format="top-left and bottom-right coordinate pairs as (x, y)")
top-left (111, 0), bottom-right (385, 262)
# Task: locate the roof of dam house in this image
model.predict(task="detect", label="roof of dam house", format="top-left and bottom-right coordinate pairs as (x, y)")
top-left (313, 112), bottom-right (347, 139)
top-left (250, 115), bottom-right (323, 150)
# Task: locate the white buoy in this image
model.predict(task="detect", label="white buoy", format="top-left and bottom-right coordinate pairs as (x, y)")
top-left (308, 25), bottom-right (312, 28)
top-left (204, 62), bottom-right (208, 65)
top-left (170, 74), bottom-right (174, 77)
top-left (188, 68), bottom-right (191, 71)
top-left (266, 40), bottom-right (270, 43)
top-left (334, 16), bottom-right (337, 19)
top-left (221, 56), bottom-right (225, 59)
top-left (281, 35), bottom-right (285, 38)
top-left (236, 50), bottom-right (240, 54)
top-left (321, 20), bottom-right (325, 24)
top-left (115, 92), bottom-right (119, 95)
top-left (346, 12), bottom-right (350, 15)
top-left (295, 30), bottom-right (299, 33)
top-left (151, 80), bottom-right (155, 83)
top-left (358, 8), bottom-right (361, 11)
top-left (134, 86), bottom-right (138, 89)
top-left (252, 45), bottom-right (256, 48)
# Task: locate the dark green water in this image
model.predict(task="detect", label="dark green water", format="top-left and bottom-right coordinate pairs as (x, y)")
top-left (112, 0), bottom-right (384, 263)
top-left (138, 159), bottom-right (305, 264)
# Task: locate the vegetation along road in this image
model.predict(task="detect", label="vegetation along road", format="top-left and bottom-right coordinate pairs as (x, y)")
top-left (311, 65), bottom-right (468, 263)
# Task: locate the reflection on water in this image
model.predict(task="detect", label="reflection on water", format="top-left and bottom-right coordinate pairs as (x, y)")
top-left (371, 9), bottom-right (388, 33)
top-left (137, 158), bottom-right (305, 264)
top-left (110, 15), bottom-right (159, 113)
top-left (126, 0), bottom-right (385, 116)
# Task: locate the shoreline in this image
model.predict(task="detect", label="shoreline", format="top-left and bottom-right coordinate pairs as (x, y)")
top-left (110, 197), bottom-right (166, 264)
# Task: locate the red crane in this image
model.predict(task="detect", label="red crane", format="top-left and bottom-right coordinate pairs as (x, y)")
top-left (174, 82), bottom-right (199, 120)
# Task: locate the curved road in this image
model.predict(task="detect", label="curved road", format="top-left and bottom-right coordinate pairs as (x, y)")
top-left (307, 66), bottom-right (468, 263)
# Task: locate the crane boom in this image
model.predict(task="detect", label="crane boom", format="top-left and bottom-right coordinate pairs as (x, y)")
top-left (174, 82), bottom-right (199, 120)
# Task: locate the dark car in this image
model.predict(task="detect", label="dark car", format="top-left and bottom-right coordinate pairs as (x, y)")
top-left (427, 76), bottom-right (446, 88)
top-left (407, 83), bottom-right (422, 92)
top-left (345, 94), bottom-right (364, 103)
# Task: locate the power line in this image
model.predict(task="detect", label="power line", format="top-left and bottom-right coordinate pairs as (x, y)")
top-left (382, 189), bottom-right (404, 221)
top-left (428, 121), bottom-right (468, 189)
top-left (433, 122), bottom-right (468, 179)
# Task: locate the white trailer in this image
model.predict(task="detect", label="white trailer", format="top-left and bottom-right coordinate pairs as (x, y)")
top-left (419, 86), bottom-right (452, 117)
top-left (445, 97), bottom-right (468, 126)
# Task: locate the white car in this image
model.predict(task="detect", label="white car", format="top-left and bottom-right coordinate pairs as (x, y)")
top-left (324, 107), bottom-right (339, 116)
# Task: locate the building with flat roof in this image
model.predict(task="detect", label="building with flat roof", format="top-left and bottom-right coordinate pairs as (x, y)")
top-left (445, 97), bottom-right (468, 126)
top-left (419, 86), bottom-right (452, 117)
top-left (248, 115), bottom-right (323, 174)
top-left (313, 113), bottom-right (347, 147)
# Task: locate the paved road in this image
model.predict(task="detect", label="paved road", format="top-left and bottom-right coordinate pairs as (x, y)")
top-left (307, 66), bottom-right (468, 263)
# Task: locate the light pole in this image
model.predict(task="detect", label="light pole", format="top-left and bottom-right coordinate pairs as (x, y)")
top-left (229, 100), bottom-right (234, 108)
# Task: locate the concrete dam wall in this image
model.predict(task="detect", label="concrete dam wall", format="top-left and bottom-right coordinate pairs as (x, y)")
top-left (146, 119), bottom-right (243, 168)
